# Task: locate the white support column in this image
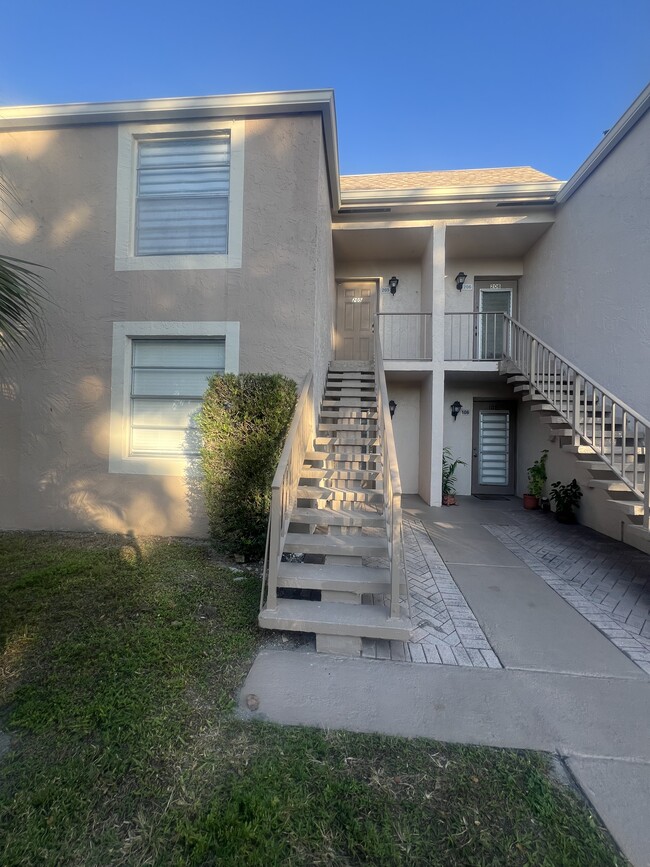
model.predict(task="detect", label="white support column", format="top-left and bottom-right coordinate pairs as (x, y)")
top-left (429, 224), bottom-right (446, 506)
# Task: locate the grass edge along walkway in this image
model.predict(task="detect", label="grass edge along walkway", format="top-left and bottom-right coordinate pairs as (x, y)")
top-left (0, 532), bottom-right (626, 866)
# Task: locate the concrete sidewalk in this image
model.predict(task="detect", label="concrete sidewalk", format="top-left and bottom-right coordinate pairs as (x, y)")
top-left (241, 496), bottom-right (650, 865)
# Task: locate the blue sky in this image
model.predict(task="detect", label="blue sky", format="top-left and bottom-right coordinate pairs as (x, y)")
top-left (1, 0), bottom-right (648, 180)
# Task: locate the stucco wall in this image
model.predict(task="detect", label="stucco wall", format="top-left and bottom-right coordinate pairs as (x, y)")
top-left (386, 381), bottom-right (420, 494)
top-left (520, 109), bottom-right (650, 417)
top-left (0, 113), bottom-right (330, 535)
top-left (312, 135), bottom-right (336, 407)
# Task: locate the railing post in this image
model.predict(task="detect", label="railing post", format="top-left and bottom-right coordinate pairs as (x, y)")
top-left (266, 489), bottom-right (281, 610)
top-left (529, 337), bottom-right (537, 384)
top-left (644, 466), bottom-right (650, 531)
top-left (572, 374), bottom-right (582, 447)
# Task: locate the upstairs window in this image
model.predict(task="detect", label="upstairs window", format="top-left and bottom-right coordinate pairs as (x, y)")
top-left (115, 120), bottom-right (244, 271)
top-left (135, 136), bottom-right (230, 256)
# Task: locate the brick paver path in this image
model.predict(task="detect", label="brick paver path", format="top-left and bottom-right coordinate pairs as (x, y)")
top-left (486, 518), bottom-right (650, 675)
top-left (362, 517), bottom-right (501, 667)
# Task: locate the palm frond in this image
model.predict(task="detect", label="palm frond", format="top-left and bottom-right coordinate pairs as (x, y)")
top-left (0, 254), bottom-right (47, 357)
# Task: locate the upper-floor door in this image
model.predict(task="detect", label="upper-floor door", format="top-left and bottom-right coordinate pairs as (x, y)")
top-left (335, 281), bottom-right (376, 360)
top-left (474, 279), bottom-right (518, 360)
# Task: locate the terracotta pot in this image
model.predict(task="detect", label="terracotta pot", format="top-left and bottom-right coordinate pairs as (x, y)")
top-left (523, 494), bottom-right (539, 510)
top-left (442, 494), bottom-right (456, 506)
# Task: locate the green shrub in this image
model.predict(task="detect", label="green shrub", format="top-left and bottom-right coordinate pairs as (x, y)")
top-left (198, 373), bottom-right (297, 559)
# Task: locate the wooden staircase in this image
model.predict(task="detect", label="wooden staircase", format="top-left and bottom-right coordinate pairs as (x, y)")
top-left (259, 361), bottom-right (412, 655)
top-left (502, 317), bottom-right (650, 553)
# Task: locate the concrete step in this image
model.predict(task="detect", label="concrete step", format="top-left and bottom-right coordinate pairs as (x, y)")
top-left (528, 403), bottom-right (557, 412)
top-left (319, 409), bottom-right (378, 419)
top-left (328, 361), bottom-right (374, 372)
top-left (297, 485), bottom-right (383, 503)
top-left (587, 479), bottom-right (635, 492)
top-left (608, 499), bottom-right (644, 516)
top-left (284, 532), bottom-right (388, 557)
top-left (300, 468), bottom-right (381, 481)
top-left (318, 423), bottom-right (378, 432)
top-left (277, 562), bottom-right (391, 593)
top-left (564, 444), bottom-right (646, 456)
top-left (327, 371), bottom-right (375, 379)
top-left (322, 398), bottom-right (378, 407)
top-left (579, 460), bottom-right (644, 473)
top-left (522, 394), bottom-right (551, 402)
top-left (313, 437), bottom-right (381, 448)
top-left (258, 598), bottom-right (411, 641)
top-left (290, 506), bottom-right (384, 527)
top-left (306, 450), bottom-right (382, 465)
top-left (507, 375), bottom-right (529, 384)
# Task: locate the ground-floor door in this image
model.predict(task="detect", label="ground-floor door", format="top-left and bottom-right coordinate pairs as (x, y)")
top-left (335, 280), bottom-right (376, 360)
top-left (471, 400), bottom-right (516, 495)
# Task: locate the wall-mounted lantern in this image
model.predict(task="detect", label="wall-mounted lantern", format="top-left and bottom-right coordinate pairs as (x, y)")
top-left (455, 272), bottom-right (467, 291)
top-left (451, 400), bottom-right (463, 421)
top-left (389, 399), bottom-right (397, 418)
top-left (388, 276), bottom-right (399, 295)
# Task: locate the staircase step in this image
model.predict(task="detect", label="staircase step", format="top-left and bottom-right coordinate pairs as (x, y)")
top-left (507, 375), bottom-right (529, 384)
top-left (284, 532), bottom-right (388, 556)
top-left (277, 562), bottom-right (391, 592)
top-left (529, 403), bottom-right (557, 412)
top-left (522, 394), bottom-right (551, 402)
top-left (290, 506), bottom-right (384, 527)
top-left (318, 423), bottom-right (378, 432)
top-left (579, 460), bottom-right (644, 472)
top-left (313, 437), bottom-right (381, 448)
top-left (300, 468), bottom-right (381, 481)
top-left (306, 450), bottom-right (381, 464)
top-left (328, 361), bottom-right (374, 372)
top-left (322, 398), bottom-right (378, 407)
top-left (588, 479), bottom-right (635, 492)
top-left (258, 598), bottom-right (411, 641)
top-left (319, 409), bottom-right (378, 419)
top-left (607, 499), bottom-right (644, 516)
top-left (297, 485), bottom-right (383, 503)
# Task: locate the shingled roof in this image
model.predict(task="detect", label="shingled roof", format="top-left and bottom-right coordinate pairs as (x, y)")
top-left (340, 166), bottom-right (558, 192)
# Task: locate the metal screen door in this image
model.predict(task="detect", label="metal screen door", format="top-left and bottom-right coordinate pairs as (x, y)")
top-left (471, 401), bottom-right (516, 495)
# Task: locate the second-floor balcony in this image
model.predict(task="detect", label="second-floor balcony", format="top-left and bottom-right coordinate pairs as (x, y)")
top-left (376, 312), bottom-right (508, 364)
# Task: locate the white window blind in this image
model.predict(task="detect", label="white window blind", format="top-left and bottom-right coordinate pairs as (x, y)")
top-left (478, 410), bottom-right (510, 485)
top-left (130, 338), bottom-right (225, 456)
top-left (135, 136), bottom-right (230, 256)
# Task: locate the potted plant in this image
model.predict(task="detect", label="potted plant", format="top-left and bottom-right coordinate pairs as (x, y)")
top-left (523, 449), bottom-right (548, 510)
top-left (549, 479), bottom-right (583, 523)
top-left (442, 447), bottom-right (466, 506)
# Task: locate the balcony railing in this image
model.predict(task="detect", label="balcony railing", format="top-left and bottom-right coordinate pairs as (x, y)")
top-left (445, 312), bottom-right (507, 361)
top-left (376, 313), bottom-right (432, 361)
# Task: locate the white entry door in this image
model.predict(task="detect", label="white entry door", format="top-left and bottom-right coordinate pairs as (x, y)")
top-left (475, 280), bottom-right (516, 359)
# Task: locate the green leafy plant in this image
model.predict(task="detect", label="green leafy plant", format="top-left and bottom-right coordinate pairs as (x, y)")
top-left (199, 373), bottom-right (297, 559)
top-left (527, 449), bottom-right (548, 498)
top-left (442, 447), bottom-right (466, 497)
top-left (549, 479), bottom-right (583, 519)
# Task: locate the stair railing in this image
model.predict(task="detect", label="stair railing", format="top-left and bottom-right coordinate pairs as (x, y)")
top-left (504, 316), bottom-right (650, 528)
top-left (263, 373), bottom-right (315, 611)
top-left (374, 323), bottom-right (407, 618)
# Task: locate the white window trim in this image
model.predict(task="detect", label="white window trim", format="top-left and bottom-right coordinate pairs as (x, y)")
top-left (115, 120), bottom-right (244, 271)
top-left (109, 321), bottom-right (240, 476)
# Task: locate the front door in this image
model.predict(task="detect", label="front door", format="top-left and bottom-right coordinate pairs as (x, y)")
top-left (335, 281), bottom-right (376, 360)
top-left (475, 279), bottom-right (516, 359)
top-left (471, 400), bottom-right (516, 495)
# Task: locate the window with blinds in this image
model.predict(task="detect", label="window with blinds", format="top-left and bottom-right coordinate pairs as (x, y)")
top-left (135, 135), bottom-right (230, 256)
top-left (130, 339), bottom-right (225, 456)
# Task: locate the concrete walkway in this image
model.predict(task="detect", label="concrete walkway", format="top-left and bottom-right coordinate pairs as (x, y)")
top-left (241, 496), bottom-right (650, 866)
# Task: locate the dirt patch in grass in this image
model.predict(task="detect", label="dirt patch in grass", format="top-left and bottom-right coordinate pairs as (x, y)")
top-left (0, 532), bottom-right (625, 866)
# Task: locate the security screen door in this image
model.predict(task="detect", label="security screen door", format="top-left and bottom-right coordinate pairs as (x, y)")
top-left (475, 280), bottom-right (516, 360)
top-left (471, 400), bottom-right (516, 495)
top-left (335, 281), bottom-right (376, 360)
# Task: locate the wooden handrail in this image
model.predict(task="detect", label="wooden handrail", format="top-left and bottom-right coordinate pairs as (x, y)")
top-left (374, 319), bottom-right (406, 619)
top-left (265, 373), bottom-right (315, 610)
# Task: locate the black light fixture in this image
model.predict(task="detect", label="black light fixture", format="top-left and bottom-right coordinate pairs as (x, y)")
top-left (451, 400), bottom-right (463, 421)
top-left (455, 272), bottom-right (467, 291)
top-left (388, 276), bottom-right (399, 295)
top-left (389, 400), bottom-right (397, 418)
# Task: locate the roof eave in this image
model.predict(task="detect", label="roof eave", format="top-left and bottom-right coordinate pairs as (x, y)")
top-left (340, 181), bottom-right (564, 210)
top-left (556, 82), bottom-right (650, 204)
top-left (0, 88), bottom-right (343, 210)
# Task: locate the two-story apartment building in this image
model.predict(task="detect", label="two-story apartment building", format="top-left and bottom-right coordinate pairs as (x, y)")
top-left (1, 84), bottom-right (649, 584)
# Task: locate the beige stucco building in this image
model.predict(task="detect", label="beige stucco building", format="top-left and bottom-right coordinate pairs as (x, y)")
top-left (1, 84), bottom-right (649, 553)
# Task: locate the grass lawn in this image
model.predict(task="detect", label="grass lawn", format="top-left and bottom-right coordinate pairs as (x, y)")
top-left (0, 532), bottom-right (625, 866)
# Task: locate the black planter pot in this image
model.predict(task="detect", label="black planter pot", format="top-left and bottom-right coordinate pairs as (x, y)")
top-left (555, 511), bottom-right (577, 524)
